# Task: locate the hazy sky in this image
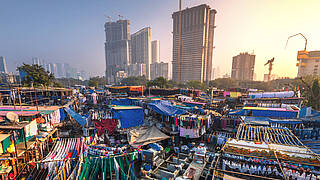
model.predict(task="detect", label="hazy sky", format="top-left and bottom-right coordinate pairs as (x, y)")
top-left (1, 0), bottom-right (320, 80)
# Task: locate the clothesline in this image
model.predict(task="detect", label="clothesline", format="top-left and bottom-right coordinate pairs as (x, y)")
top-left (29, 149), bottom-right (141, 164)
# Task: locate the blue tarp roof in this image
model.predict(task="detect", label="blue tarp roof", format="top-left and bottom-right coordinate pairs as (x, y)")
top-left (112, 108), bottom-right (143, 129)
top-left (64, 107), bottom-right (87, 127)
top-left (228, 109), bottom-right (245, 116)
top-left (242, 116), bottom-right (303, 125)
top-left (148, 100), bottom-right (186, 116)
top-left (110, 98), bottom-right (131, 106)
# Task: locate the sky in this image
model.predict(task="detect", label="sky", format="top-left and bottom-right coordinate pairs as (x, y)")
top-left (1, 0), bottom-right (320, 80)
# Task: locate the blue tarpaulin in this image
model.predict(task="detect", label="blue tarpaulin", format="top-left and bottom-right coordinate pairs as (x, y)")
top-left (64, 107), bottom-right (87, 127)
top-left (110, 98), bottom-right (131, 106)
top-left (250, 109), bottom-right (298, 119)
top-left (112, 108), bottom-right (143, 129)
top-left (59, 108), bottom-right (66, 121)
top-left (148, 100), bottom-right (186, 116)
top-left (242, 116), bottom-right (303, 125)
top-left (228, 109), bottom-right (245, 116)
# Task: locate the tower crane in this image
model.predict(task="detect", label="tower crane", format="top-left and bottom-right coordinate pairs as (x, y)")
top-left (118, 14), bottom-right (123, 20)
top-left (265, 57), bottom-right (275, 85)
top-left (104, 15), bottom-right (112, 22)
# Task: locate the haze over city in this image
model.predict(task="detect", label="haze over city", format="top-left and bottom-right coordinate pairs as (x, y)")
top-left (0, 0), bottom-right (320, 179)
top-left (1, 0), bottom-right (320, 80)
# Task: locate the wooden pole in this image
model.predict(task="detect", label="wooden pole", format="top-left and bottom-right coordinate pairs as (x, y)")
top-left (33, 87), bottom-right (39, 111)
top-left (18, 88), bottom-right (23, 116)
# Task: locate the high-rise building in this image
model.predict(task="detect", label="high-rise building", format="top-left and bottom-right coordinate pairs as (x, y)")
top-left (150, 62), bottom-right (169, 80)
top-left (46, 63), bottom-right (51, 73)
top-left (56, 63), bottom-right (66, 78)
top-left (131, 27), bottom-right (152, 79)
top-left (151, 40), bottom-right (160, 64)
top-left (172, 4), bottom-right (217, 83)
top-left (297, 50), bottom-right (320, 77)
top-left (0, 56), bottom-right (8, 73)
top-left (32, 57), bottom-right (45, 67)
top-left (126, 63), bottom-right (147, 77)
top-left (231, 52), bottom-right (255, 81)
top-left (46, 63), bottom-right (58, 76)
top-left (105, 20), bottom-right (131, 84)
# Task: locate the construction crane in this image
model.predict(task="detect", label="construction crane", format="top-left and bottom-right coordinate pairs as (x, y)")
top-left (264, 57), bottom-right (275, 85)
top-left (285, 33), bottom-right (308, 51)
top-left (118, 14), bottom-right (123, 20)
top-left (104, 15), bottom-right (112, 22)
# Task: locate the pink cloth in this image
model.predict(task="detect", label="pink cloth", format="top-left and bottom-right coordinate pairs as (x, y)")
top-left (91, 93), bottom-right (97, 104)
top-left (180, 127), bottom-right (199, 138)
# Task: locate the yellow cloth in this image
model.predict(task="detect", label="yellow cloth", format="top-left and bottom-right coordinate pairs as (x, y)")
top-left (0, 143), bottom-right (3, 154)
top-left (230, 92), bottom-right (238, 98)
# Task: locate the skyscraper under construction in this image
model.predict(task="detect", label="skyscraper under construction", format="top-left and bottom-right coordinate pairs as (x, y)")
top-left (172, 4), bottom-right (217, 83)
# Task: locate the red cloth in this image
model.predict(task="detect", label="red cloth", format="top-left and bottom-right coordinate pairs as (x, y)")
top-left (94, 119), bottom-right (118, 136)
top-left (65, 151), bottom-right (72, 159)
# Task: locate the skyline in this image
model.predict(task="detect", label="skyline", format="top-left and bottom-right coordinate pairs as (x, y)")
top-left (1, 0), bottom-right (320, 80)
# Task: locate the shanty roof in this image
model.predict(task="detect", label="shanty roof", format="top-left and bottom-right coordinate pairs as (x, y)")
top-left (0, 134), bottom-right (11, 142)
top-left (0, 111), bottom-right (40, 117)
top-left (243, 107), bottom-right (299, 112)
top-left (110, 105), bottom-right (142, 110)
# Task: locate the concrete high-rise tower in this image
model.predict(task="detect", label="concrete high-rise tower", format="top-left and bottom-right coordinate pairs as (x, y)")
top-left (105, 20), bottom-right (131, 84)
top-left (231, 52), bottom-right (255, 81)
top-left (131, 27), bottom-right (152, 79)
top-left (172, 4), bottom-right (217, 83)
top-left (297, 50), bottom-right (320, 77)
top-left (0, 56), bottom-right (8, 73)
top-left (151, 40), bottom-right (160, 64)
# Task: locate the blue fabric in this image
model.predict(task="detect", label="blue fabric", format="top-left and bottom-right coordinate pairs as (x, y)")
top-left (149, 143), bottom-right (161, 151)
top-left (112, 109), bottom-right (143, 129)
top-left (64, 107), bottom-right (87, 127)
top-left (246, 109), bottom-right (298, 118)
top-left (110, 98), bottom-right (131, 106)
top-left (228, 109), bottom-right (245, 116)
top-left (269, 119), bottom-right (302, 124)
top-left (193, 108), bottom-right (205, 114)
top-left (148, 100), bottom-right (186, 116)
top-left (182, 101), bottom-right (203, 107)
top-left (242, 116), bottom-right (270, 122)
top-left (59, 108), bottom-right (66, 121)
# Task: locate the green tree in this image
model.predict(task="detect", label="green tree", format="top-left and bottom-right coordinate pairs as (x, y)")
top-left (186, 80), bottom-right (207, 90)
top-left (167, 80), bottom-right (177, 88)
top-left (121, 76), bottom-right (147, 86)
top-left (88, 76), bottom-right (106, 88)
top-left (17, 63), bottom-right (55, 87)
top-left (209, 78), bottom-right (238, 90)
top-left (56, 78), bottom-right (87, 87)
top-left (298, 76), bottom-right (320, 110)
top-left (88, 79), bottom-right (99, 87)
top-left (149, 77), bottom-right (168, 88)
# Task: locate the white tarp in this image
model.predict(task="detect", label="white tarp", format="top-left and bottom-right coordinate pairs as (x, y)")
top-left (128, 126), bottom-right (170, 148)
